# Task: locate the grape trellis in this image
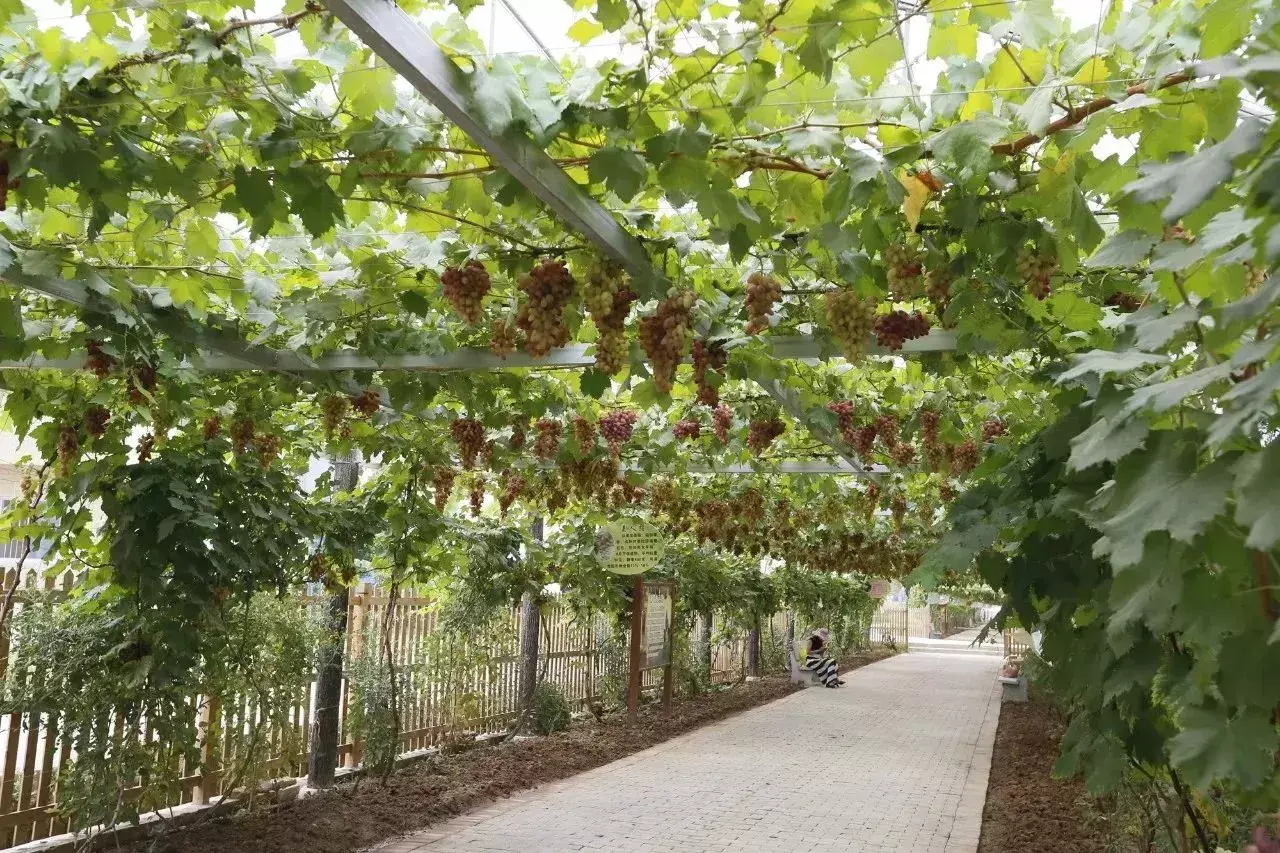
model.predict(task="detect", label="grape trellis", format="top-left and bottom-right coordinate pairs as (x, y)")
top-left (0, 0), bottom-right (1278, 849)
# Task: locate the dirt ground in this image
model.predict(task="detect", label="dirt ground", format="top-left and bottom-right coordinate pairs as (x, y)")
top-left (119, 651), bottom-right (893, 853)
top-left (978, 694), bottom-right (1107, 853)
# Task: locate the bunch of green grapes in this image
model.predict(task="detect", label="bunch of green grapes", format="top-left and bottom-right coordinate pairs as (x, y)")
top-left (824, 290), bottom-right (877, 360)
top-left (638, 290), bottom-right (696, 393)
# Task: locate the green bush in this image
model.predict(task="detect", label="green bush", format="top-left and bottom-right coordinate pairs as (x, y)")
top-left (531, 682), bottom-right (571, 735)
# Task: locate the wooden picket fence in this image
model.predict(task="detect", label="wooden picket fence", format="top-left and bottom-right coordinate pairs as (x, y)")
top-left (0, 572), bottom-right (819, 848)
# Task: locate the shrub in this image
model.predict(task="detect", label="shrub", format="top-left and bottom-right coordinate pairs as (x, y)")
top-left (531, 682), bottom-right (571, 735)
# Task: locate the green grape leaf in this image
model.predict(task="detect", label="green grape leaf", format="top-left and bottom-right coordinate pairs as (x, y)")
top-left (398, 291), bottom-right (432, 316)
top-left (1059, 349), bottom-right (1167, 383)
top-left (579, 368), bottom-right (610, 399)
top-left (1125, 119), bottom-right (1265, 221)
top-left (1092, 434), bottom-right (1235, 568)
top-left (0, 296), bottom-right (22, 358)
top-left (232, 167), bottom-right (275, 218)
top-left (1169, 706), bottom-right (1278, 790)
top-left (928, 116), bottom-right (1008, 178)
top-left (1233, 443), bottom-right (1280, 549)
top-left (589, 148), bottom-right (648, 201)
top-left (1200, 0), bottom-right (1253, 57)
top-left (596, 0), bottom-right (628, 30)
top-left (1069, 415), bottom-right (1149, 471)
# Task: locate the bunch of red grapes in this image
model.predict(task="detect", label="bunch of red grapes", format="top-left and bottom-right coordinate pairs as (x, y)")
top-left (873, 310), bottom-right (930, 350)
top-left (515, 259), bottom-right (575, 357)
top-left (450, 417), bottom-right (486, 469)
top-left (441, 260), bottom-right (491, 324)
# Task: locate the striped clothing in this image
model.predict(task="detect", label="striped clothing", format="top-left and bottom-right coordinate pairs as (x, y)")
top-left (803, 651), bottom-right (840, 687)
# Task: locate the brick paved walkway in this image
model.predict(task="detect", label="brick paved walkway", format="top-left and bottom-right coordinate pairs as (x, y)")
top-left (372, 646), bottom-right (1001, 853)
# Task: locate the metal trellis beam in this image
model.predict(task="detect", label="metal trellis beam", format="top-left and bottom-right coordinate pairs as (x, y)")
top-left (4, 268), bottom-right (307, 372)
top-left (0, 331), bottom-right (956, 372)
top-left (321, 0), bottom-right (671, 298)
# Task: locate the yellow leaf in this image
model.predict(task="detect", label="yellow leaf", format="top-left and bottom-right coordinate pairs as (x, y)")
top-left (567, 18), bottom-right (603, 44)
top-left (1072, 56), bottom-right (1111, 87)
top-left (899, 174), bottom-right (932, 232)
top-left (960, 85), bottom-right (994, 121)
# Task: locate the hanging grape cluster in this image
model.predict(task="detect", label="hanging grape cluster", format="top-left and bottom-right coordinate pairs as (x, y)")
top-left (203, 416), bottom-right (221, 440)
top-left (852, 424), bottom-right (877, 461)
top-left (600, 409), bottom-right (638, 455)
top-left (825, 291), bottom-right (877, 360)
top-left (691, 340), bottom-right (727, 406)
top-left (84, 340), bottom-right (113, 378)
top-left (56, 425), bottom-right (78, 474)
top-left (920, 408), bottom-right (945, 471)
top-left (499, 472), bottom-right (525, 516)
top-left (949, 439), bottom-right (980, 474)
top-left (533, 418), bottom-right (562, 460)
top-left (489, 317), bottom-right (519, 358)
top-left (873, 310), bottom-right (931, 350)
top-left (1105, 292), bottom-right (1141, 312)
top-left (673, 419), bottom-right (701, 440)
top-left (137, 433), bottom-right (155, 463)
top-left (1016, 248), bottom-right (1057, 301)
top-left (350, 389), bottom-right (380, 417)
top-left (515, 259), bottom-right (575, 357)
top-left (83, 405), bottom-right (110, 439)
top-left (572, 414), bottom-right (597, 448)
top-left (509, 421), bottom-right (527, 452)
top-left (638, 290), bottom-right (696, 393)
top-left (433, 467), bottom-right (456, 512)
top-left (256, 434), bottom-right (281, 467)
top-left (584, 259), bottom-right (636, 374)
top-left (713, 404), bottom-right (733, 443)
top-left (925, 267), bottom-right (951, 316)
top-left (441, 260), bottom-right (491, 324)
top-left (127, 363), bottom-right (157, 404)
top-left (746, 417), bottom-right (785, 453)
top-left (230, 418), bottom-right (255, 455)
top-left (982, 418), bottom-right (1007, 441)
top-left (450, 417), bottom-right (485, 470)
top-left (321, 395), bottom-right (349, 439)
top-left (744, 272), bottom-right (782, 334)
top-left (469, 475), bottom-right (485, 517)
top-left (826, 400), bottom-right (857, 444)
top-left (874, 414), bottom-right (900, 447)
top-left (890, 442), bottom-right (916, 466)
top-left (885, 244), bottom-right (924, 300)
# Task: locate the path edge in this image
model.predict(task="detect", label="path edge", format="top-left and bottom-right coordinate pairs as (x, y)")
top-left (944, 676), bottom-right (1003, 853)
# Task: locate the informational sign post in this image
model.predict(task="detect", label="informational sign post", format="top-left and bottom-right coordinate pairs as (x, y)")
top-left (625, 579), bottom-right (676, 720)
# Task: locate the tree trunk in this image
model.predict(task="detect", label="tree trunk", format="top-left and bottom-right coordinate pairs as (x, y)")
top-left (699, 610), bottom-right (713, 676)
top-left (746, 617), bottom-right (761, 678)
top-left (517, 518), bottom-right (542, 733)
top-left (307, 452), bottom-right (359, 789)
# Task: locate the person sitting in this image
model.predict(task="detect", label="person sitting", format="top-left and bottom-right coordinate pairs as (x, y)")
top-left (803, 628), bottom-right (844, 688)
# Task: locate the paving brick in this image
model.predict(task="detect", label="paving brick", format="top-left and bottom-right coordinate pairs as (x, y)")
top-left (368, 637), bottom-right (1001, 853)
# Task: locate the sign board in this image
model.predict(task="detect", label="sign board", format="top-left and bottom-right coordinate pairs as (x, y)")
top-left (597, 517), bottom-right (665, 575)
top-left (641, 581), bottom-right (675, 670)
top-left (868, 580), bottom-right (889, 599)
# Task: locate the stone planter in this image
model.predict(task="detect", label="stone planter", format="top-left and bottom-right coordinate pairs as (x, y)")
top-left (998, 675), bottom-right (1027, 702)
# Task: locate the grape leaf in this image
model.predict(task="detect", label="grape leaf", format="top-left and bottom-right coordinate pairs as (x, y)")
top-left (579, 368), bottom-right (610, 399)
top-left (1091, 434), bottom-right (1235, 568)
top-left (1233, 443), bottom-right (1280, 549)
top-left (1125, 119), bottom-right (1265, 221)
top-left (0, 296), bottom-right (22, 358)
top-left (1059, 349), bottom-right (1167, 382)
top-left (928, 116), bottom-right (1008, 178)
top-left (589, 148), bottom-right (648, 201)
top-left (1169, 706), bottom-right (1278, 790)
top-left (1069, 414), bottom-right (1149, 470)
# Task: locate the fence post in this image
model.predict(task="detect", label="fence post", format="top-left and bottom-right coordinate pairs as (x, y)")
top-left (746, 616), bottom-right (761, 678)
top-left (306, 452), bottom-right (359, 790)
top-left (193, 696), bottom-right (221, 804)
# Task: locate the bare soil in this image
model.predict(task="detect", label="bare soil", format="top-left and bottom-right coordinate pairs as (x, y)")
top-left (978, 693), bottom-right (1107, 853)
top-left (121, 651), bottom-right (894, 853)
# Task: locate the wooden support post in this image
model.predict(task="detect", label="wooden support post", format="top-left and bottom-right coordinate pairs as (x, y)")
top-left (518, 519), bottom-right (543, 732)
top-left (627, 575), bottom-right (644, 724)
top-left (306, 452), bottom-right (358, 789)
top-left (193, 695), bottom-right (221, 804)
